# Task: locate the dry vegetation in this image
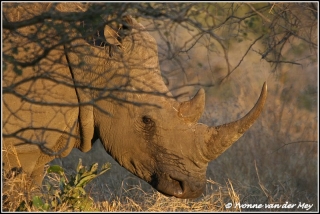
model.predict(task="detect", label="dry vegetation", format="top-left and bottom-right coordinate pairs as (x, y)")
top-left (2, 2), bottom-right (318, 212)
top-left (2, 168), bottom-right (241, 212)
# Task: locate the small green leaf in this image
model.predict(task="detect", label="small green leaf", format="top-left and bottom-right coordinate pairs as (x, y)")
top-left (76, 174), bottom-right (97, 188)
top-left (76, 158), bottom-right (83, 172)
top-left (74, 173), bottom-right (81, 185)
top-left (89, 163), bottom-right (99, 173)
top-left (99, 163), bottom-right (111, 176)
top-left (32, 196), bottom-right (44, 209)
top-left (43, 203), bottom-right (50, 211)
top-left (72, 187), bottom-right (87, 198)
top-left (47, 165), bottom-right (64, 175)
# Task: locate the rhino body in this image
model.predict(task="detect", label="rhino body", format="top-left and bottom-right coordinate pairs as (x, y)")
top-left (2, 3), bottom-right (267, 198)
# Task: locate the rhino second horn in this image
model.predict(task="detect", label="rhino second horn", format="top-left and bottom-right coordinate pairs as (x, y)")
top-left (205, 82), bottom-right (267, 160)
top-left (178, 88), bottom-right (205, 123)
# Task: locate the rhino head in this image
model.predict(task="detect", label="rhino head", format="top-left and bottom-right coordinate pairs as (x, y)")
top-left (93, 84), bottom-right (267, 198)
top-left (68, 16), bottom-right (267, 198)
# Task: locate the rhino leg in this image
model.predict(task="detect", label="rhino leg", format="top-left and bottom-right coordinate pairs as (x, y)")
top-left (30, 165), bottom-right (45, 187)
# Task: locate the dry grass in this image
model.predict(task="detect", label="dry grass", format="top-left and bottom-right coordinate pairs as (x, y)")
top-left (95, 179), bottom-right (241, 212)
top-left (4, 164), bottom-right (317, 212)
top-left (2, 170), bottom-right (38, 211)
top-left (3, 170), bottom-right (242, 212)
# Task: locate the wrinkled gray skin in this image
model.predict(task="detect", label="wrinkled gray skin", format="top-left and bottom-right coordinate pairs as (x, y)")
top-left (3, 4), bottom-right (267, 199)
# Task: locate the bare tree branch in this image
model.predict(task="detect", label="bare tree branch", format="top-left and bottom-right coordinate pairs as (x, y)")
top-left (220, 34), bottom-right (264, 84)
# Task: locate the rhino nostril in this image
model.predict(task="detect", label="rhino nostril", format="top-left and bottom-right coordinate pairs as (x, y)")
top-left (169, 175), bottom-right (184, 196)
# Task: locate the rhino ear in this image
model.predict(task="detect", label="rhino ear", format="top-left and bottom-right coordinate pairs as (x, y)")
top-left (105, 15), bottom-right (134, 45)
top-left (178, 88), bottom-right (205, 123)
top-left (104, 25), bottom-right (121, 46)
top-left (84, 15), bottom-right (133, 50)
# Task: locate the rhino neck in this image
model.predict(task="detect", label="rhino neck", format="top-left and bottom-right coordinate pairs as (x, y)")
top-left (88, 42), bottom-right (173, 103)
top-left (66, 16), bottom-right (175, 152)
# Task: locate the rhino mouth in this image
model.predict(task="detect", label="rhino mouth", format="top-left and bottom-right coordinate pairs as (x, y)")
top-left (149, 172), bottom-right (205, 199)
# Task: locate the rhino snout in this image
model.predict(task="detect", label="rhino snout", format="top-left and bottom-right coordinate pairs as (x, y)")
top-left (150, 172), bottom-right (205, 199)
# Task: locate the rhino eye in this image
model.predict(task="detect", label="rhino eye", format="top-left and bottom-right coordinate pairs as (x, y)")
top-left (142, 116), bottom-right (153, 125)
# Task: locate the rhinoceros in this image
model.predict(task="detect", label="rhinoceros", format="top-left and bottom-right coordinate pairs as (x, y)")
top-left (2, 4), bottom-right (267, 199)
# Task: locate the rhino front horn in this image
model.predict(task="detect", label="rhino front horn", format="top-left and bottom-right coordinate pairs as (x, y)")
top-left (204, 82), bottom-right (267, 160)
top-left (178, 88), bottom-right (205, 123)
